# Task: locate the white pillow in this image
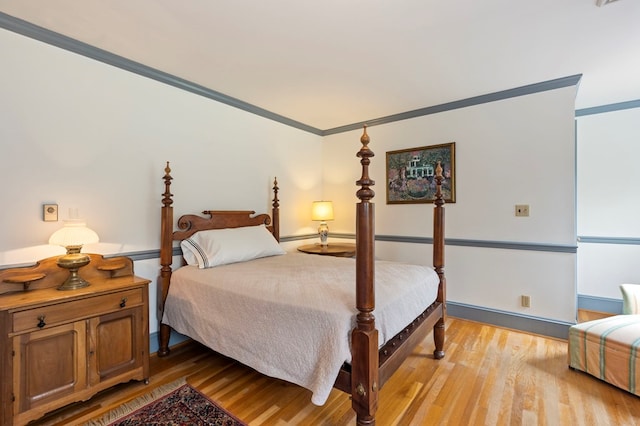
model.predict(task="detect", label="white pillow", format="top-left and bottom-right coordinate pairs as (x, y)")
top-left (180, 225), bottom-right (285, 268)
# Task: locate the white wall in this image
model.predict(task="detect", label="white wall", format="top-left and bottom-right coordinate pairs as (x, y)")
top-left (0, 28), bottom-right (324, 333)
top-left (0, 27), bottom-right (581, 330)
top-left (576, 107), bottom-right (640, 299)
top-left (323, 87), bottom-right (578, 323)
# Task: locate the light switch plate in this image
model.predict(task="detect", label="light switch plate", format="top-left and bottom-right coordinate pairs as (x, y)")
top-left (43, 204), bottom-right (58, 222)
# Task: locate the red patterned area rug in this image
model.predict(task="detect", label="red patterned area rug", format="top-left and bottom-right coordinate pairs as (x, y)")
top-left (86, 378), bottom-right (247, 426)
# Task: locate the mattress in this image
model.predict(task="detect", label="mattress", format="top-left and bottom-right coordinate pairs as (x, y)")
top-left (162, 252), bottom-right (439, 405)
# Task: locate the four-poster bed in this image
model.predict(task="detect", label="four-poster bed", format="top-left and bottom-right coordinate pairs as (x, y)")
top-left (157, 127), bottom-right (446, 425)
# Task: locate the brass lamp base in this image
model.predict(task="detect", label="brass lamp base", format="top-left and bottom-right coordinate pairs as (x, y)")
top-left (57, 251), bottom-right (91, 291)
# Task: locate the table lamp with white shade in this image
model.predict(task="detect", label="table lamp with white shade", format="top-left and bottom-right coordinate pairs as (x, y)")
top-left (311, 201), bottom-right (334, 246)
top-left (49, 220), bottom-right (99, 290)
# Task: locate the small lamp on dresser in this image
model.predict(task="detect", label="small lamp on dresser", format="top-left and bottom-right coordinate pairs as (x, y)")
top-left (311, 201), bottom-right (334, 246)
top-left (49, 219), bottom-right (99, 290)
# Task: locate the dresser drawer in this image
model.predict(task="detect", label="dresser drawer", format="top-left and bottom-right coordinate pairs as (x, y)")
top-left (12, 288), bottom-right (144, 333)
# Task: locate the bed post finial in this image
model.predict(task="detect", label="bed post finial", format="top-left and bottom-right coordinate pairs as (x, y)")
top-left (356, 125), bottom-right (375, 201)
top-left (361, 124), bottom-right (370, 143)
top-left (162, 162), bottom-right (173, 208)
top-left (434, 161), bottom-right (444, 209)
top-left (353, 125), bottom-right (379, 425)
top-left (272, 177), bottom-right (280, 242)
top-left (272, 177), bottom-right (279, 211)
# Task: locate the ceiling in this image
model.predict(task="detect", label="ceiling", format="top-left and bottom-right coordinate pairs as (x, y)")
top-left (1, 0), bottom-right (639, 131)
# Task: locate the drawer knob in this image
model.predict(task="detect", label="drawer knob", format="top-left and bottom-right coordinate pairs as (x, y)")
top-left (37, 315), bottom-right (46, 328)
top-left (120, 298), bottom-right (127, 308)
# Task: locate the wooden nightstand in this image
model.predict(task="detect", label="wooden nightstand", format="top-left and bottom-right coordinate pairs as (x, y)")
top-left (0, 254), bottom-right (150, 426)
top-left (297, 242), bottom-right (356, 257)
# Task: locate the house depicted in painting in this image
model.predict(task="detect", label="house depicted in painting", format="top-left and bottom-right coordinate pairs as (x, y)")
top-left (406, 155), bottom-right (434, 179)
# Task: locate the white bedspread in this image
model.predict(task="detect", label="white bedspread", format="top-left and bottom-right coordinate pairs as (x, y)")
top-left (162, 252), bottom-right (439, 405)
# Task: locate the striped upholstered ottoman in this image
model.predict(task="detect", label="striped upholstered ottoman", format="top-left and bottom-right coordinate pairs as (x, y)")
top-left (568, 314), bottom-right (640, 396)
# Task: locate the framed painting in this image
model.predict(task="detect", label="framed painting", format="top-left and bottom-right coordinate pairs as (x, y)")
top-left (386, 142), bottom-right (456, 204)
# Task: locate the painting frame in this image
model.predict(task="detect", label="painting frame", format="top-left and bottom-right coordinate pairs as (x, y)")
top-left (386, 142), bottom-right (456, 204)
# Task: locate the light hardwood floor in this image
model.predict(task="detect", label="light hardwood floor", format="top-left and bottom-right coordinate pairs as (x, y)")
top-left (31, 315), bottom-right (640, 426)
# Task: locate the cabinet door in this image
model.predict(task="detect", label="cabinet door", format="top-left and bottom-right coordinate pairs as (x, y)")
top-left (13, 321), bottom-right (87, 414)
top-left (88, 306), bottom-right (144, 385)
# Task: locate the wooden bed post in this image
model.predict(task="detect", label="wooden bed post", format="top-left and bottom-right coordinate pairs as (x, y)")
top-left (433, 161), bottom-right (446, 359)
top-left (272, 177), bottom-right (280, 242)
top-left (158, 162), bottom-right (173, 357)
top-left (352, 126), bottom-right (379, 426)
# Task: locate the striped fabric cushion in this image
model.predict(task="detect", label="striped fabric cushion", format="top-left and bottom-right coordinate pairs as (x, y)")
top-left (569, 315), bottom-right (640, 396)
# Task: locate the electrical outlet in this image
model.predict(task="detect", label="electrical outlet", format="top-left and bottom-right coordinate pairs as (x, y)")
top-left (521, 295), bottom-right (531, 308)
top-left (43, 204), bottom-right (58, 222)
top-left (515, 204), bottom-right (530, 217)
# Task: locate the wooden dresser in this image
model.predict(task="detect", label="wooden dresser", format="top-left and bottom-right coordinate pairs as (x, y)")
top-left (0, 254), bottom-right (150, 426)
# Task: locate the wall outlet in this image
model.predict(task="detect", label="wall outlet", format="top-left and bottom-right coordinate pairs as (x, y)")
top-left (43, 204), bottom-right (58, 222)
top-left (521, 295), bottom-right (531, 308)
top-left (515, 204), bottom-right (530, 217)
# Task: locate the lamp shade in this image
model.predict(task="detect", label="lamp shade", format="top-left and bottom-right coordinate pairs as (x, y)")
top-left (49, 220), bottom-right (99, 248)
top-left (311, 201), bottom-right (334, 222)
